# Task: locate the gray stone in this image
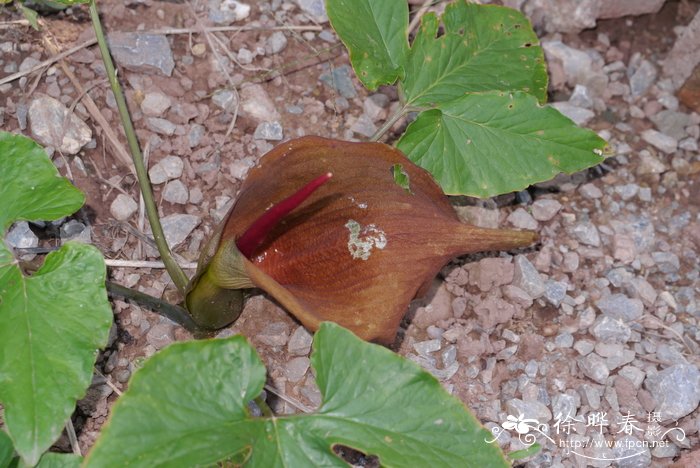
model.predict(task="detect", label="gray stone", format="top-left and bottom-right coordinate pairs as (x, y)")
top-left (253, 121), bottom-right (284, 141)
top-left (531, 199), bottom-right (562, 221)
top-left (577, 353), bottom-right (609, 384)
top-left (140, 92), bottom-right (171, 117)
top-left (524, 360), bottom-right (538, 378)
top-left (652, 251), bottom-right (680, 273)
top-left (285, 357), bottom-right (310, 383)
top-left (571, 222), bottom-right (600, 247)
top-left (579, 182), bottom-right (603, 199)
top-left (146, 117), bottom-right (176, 136)
top-left (188, 124), bottom-right (206, 148)
top-left (554, 332), bottom-right (574, 348)
top-left (613, 435), bottom-right (651, 468)
top-left (542, 40), bottom-right (594, 84)
top-left (574, 339), bottom-right (595, 355)
top-left (19, 56), bottom-right (40, 73)
top-left (160, 156), bottom-right (184, 179)
top-left (656, 343), bottom-right (687, 364)
top-left (208, 0), bottom-right (251, 24)
top-left (596, 294), bottom-right (643, 321)
top-left (679, 137), bottom-right (698, 151)
top-left (544, 280), bottom-right (568, 307)
top-left (636, 151), bottom-right (667, 175)
top-left (651, 110), bottom-right (691, 140)
top-left (189, 187), bottom-right (203, 205)
top-left (363, 95), bottom-right (387, 122)
top-left (453, 206), bottom-right (500, 228)
top-left (162, 180), bottom-right (188, 204)
top-left (108, 33), bottom-right (174, 76)
top-left (638, 187), bottom-right (652, 201)
top-left (527, 0), bottom-right (665, 34)
top-left (579, 383), bottom-right (601, 410)
top-left (212, 89), bottom-right (238, 112)
top-left (257, 322), bottom-right (289, 347)
top-left (590, 316), bottom-right (631, 344)
top-left (663, 7), bottom-right (700, 89)
top-left (618, 365), bottom-right (646, 389)
top-left (552, 393), bottom-right (578, 420)
top-left (237, 47), bottom-right (253, 65)
top-left (146, 321), bottom-right (174, 350)
top-left (350, 113), bottom-right (377, 138)
top-left (605, 349), bottom-right (635, 370)
top-left (28, 95), bottom-right (92, 155)
top-left (240, 84), bottom-right (280, 123)
top-left (512, 255), bottom-right (546, 299)
top-left (160, 214), bottom-right (200, 247)
top-left (615, 183), bottom-right (639, 200)
top-left (550, 102), bottom-right (594, 125)
top-left (110, 194), bottom-right (138, 221)
top-left (294, 0), bottom-right (328, 22)
top-left (502, 285), bottom-right (533, 309)
top-left (645, 364), bottom-right (700, 420)
top-left (605, 268), bottom-right (634, 288)
top-left (319, 30), bottom-right (336, 42)
top-left (569, 84), bottom-right (594, 108)
top-left (598, 0), bottom-right (666, 19)
top-left (629, 58), bottom-right (657, 98)
top-left (641, 129), bottom-right (678, 153)
top-left (60, 220), bottom-right (91, 244)
top-left (562, 251), bottom-right (579, 272)
top-left (6, 221), bottom-right (38, 249)
top-left (266, 31), bottom-right (288, 55)
top-left (506, 208), bottom-right (538, 230)
top-left (288, 326), bottom-right (313, 356)
top-left (505, 398), bottom-right (552, 422)
top-left (319, 64), bottom-right (357, 99)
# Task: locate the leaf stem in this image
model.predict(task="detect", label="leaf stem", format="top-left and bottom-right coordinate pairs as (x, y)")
top-left (254, 394), bottom-right (274, 418)
top-left (106, 281), bottom-right (201, 332)
top-left (370, 105), bottom-right (408, 142)
top-left (88, 0), bottom-right (189, 294)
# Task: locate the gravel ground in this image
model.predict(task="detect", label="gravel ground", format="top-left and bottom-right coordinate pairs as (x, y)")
top-left (1, 0), bottom-right (699, 466)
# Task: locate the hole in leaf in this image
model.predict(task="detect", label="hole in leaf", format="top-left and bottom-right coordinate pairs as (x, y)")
top-left (458, 27), bottom-right (465, 35)
top-left (514, 23), bottom-right (522, 29)
top-left (523, 42), bottom-right (532, 48)
top-left (508, 104), bottom-right (514, 109)
top-left (333, 445), bottom-right (380, 467)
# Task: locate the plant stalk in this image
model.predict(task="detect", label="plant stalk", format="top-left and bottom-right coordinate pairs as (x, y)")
top-left (254, 394), bottom-right (274, 418)
top-left (370, 105), bottom-right (408, 142)
top-left (106, 281), bottom-right (201, 332)
top-left (88, 0), bottom-right (189, 294)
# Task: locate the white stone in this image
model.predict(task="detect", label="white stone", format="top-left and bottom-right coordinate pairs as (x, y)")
top-left (110, 194), bottom-right (138, 221)
top-left (642, 129), bottom-right (678, 153)
top-left (28, 95), bottom-right (92, 155)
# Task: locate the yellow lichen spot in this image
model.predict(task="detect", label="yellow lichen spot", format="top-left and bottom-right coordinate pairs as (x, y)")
top-left (536, 130), bottom-right (545, 136)
top-left (384, 436), bottom-right (393, 443)
top-left (425, 56), bottom-right (432, 63)
top-left (547, 155), bottom-right (560, 165)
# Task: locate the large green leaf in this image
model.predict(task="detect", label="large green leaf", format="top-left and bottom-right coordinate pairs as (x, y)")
top-left (85, 323), bottom-right (507, 467)
top-left (397, 91), bottom-right (607, 197)
top-left (400, 1), bottom-right (547, 107)
top-left (0, 431), bottom-right (13, 468)
top-left (36, 453), bottom-right (82, 468)
top-left (326, 0), bottom-right (409, 90)
top-left (0, 132), bottom-right (113, 466)
top-left (0, 132), bottom-right (84, 231)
